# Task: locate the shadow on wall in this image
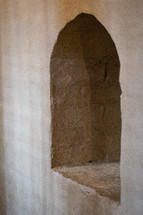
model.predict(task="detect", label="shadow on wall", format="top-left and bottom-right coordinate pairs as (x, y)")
top-left (0, 27), bottom-right (6, 215)
top-left (50, 13), bottom-right (122, 168)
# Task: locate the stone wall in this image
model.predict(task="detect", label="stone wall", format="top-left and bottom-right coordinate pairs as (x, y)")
top-left (0, 0), bottom-right (143, 215)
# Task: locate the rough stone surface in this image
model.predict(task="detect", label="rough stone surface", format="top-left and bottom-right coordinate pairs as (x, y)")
top-left (51, 13), bottom-right (121, 167)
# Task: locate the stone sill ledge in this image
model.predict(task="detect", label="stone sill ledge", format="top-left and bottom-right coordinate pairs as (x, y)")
top-left (53, 162), bottom-right (120, 202)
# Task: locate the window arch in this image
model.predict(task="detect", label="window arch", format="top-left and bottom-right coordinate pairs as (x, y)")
top-left (50, 13), bottom-right (121, 168)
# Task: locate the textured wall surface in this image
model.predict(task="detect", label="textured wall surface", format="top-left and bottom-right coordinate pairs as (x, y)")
top-left (0, 0), bottom-right (143, 215)
top-left (51, 13), bottom-right (121, 167)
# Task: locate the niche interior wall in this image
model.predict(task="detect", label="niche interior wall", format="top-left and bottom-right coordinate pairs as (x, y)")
top-left (50, 13), bottom-right (121, 168)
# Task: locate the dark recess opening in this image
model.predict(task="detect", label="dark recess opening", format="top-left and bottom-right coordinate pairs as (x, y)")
top-left (50, 13), bottom-right (121, 169)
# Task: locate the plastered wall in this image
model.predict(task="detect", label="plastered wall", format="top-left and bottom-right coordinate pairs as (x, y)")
top-left (0, 0), bottom-right (143, 215)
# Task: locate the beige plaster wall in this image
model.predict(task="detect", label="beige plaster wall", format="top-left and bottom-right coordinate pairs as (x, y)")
top-left (0, 0), bottom-right (143, 214)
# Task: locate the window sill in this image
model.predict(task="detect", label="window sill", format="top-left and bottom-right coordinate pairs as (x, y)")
top-left (53, 162), bottom-right (120, 202)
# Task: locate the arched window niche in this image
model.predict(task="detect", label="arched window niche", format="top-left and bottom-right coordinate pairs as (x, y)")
top-left (50, 13), bottom-right (121, 202)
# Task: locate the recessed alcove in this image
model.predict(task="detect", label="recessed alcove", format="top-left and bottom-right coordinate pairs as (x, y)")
top-left (50, 13), bottom-right (121, 202)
